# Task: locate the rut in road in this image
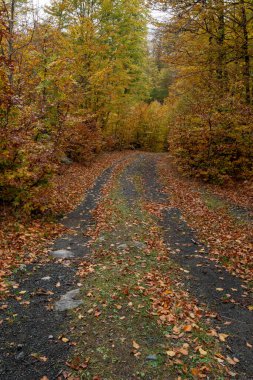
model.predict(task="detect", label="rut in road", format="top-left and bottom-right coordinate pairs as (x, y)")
top-left (120, 154), bottom-right (253, 379)
top-left (0, 158), bottom-right (128, 380)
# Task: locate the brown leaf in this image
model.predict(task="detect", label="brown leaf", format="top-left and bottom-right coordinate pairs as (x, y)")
top-left (31, 353), bottom-right (48, 362)
top-left (132, 340), bottom-right (140, 350)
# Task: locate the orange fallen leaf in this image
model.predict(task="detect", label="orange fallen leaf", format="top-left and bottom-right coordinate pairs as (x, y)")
top-left (132, 340), bottom-right (140, 350)
top-left (191, 367), bottom-right (200, 376)
top-left (183, 325), bottom-right (192, 332)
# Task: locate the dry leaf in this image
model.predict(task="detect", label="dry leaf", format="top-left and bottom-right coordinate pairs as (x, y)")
top-left (198, 347), bottom-right (207, 356)
top-left (31, 353), bottom-right (48, 362)
top-left (219, 333), bottom-right (229, 342)
top-left (132, 340), bottom-right (140, 350)
top-left (166, 350), bottom-right (176, 357)
top-left (183, 325), bottom-right (192, 332)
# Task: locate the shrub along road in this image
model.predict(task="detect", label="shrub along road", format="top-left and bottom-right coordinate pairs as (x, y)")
top-left (0, 153), bottom-right (252, 379)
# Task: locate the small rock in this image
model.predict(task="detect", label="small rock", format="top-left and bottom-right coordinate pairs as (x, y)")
top-left (19, 264), bottom-right (27, 272)
top-left (118, 244), bottom-right (128, 250)
top-left (48, 335), bottom-right (54, 340)
top-left (55, 289), bottom-right (83, 312)
top-left (132, 241), bottom-right (146, 250)
top-left (41, 276), bottom-right (51, 281)
top-left (51, 249), bottom-right (75, 259)
top-left (60, 156), bottom-right (73, 165)
top-left (15, 351), bottom-right (25, 361)
top-left (98, 236), bottom-right (106, 242)
top-left (146, 354), bottom-right (157, 361)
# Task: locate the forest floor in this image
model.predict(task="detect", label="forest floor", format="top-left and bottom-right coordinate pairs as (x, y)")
top-left (0, 152), bottom-right (252, 380)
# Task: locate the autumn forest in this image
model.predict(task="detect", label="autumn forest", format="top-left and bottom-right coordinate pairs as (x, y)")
top-left (1, 0), bottom-right (252, 212)
top-left (0, 0), bottom-right (253, 379)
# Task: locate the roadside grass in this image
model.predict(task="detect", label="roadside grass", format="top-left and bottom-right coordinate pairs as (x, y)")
top-left (201, 192), bottom-right (227, 211)
top-left (69, 178), bottom-right (226, 379)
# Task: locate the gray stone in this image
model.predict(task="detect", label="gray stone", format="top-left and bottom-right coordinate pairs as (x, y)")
top-left (132, 241), bottom-right (146, 250)
top-left (55, 289), bottom-right (83, 312)
top-left (19, 264), bottom-right (27, 272)
top-left (51, 249), bottom-right (75, 259)
top-left (41, 276), bottom-right (51, 281)
top-left (15, 352), bottom-right (25, 361)
top-left (60, 156), bottom-right (73, 165)
top-left (146, 355), bottom-right (158, 361)
top-left (118, 244), bottom-right (128, 250)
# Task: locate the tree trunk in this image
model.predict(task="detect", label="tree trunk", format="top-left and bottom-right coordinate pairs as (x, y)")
top-left (240, 0), bottom-right (251, 104)
top-left (216, 0), bottom-right (225, 88)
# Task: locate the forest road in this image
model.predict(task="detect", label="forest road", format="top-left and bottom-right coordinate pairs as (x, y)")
top-left (0, 153), bottom-right (252, 380)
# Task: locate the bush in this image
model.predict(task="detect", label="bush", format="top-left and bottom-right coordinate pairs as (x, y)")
top-left (168, 99), bottom-right (253, 182)
top-left (64, 115), bottom-right (102, 164)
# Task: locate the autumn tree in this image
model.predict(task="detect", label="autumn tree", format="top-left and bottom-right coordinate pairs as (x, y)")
top-left (1, 0), bottom-right (169, 212)
top-left (152, 0), bottom-right (253, 181)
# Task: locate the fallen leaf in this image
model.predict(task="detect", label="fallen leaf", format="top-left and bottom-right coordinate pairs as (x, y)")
top-left (178, 348), bottom-right (188, 356)
top-left (183, 325), bottom-right (192, 332)
top-left (132, 340), bottom-right (140, 350)
top-left (226, 356), bottom-right (239, 365)
top-left (198, 347), bottom-right (207, 356)
top-left (166, 350), bottom-right (176, 357)
top-left (219, 333), bottom-right (229, 342)
top-left (31, 353), bottom-right (48, 362)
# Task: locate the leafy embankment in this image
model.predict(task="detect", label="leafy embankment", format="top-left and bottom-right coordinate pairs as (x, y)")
top-left (158, 156), bottom-right (253, 288)
top-left (67, 174), bottom-right (231, 379)
top-left (0, 152), bottom-right (131, 299)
